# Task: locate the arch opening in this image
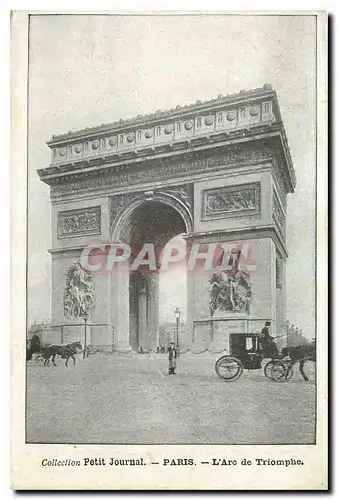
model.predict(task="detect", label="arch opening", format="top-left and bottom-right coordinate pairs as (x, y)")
top-left (158, 234), bottom-right (187, 350)
top-left (117, 199), bottom-right (188, 351)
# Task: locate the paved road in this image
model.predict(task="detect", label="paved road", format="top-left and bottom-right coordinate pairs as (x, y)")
top-left (26, 352), bottom-right (316, 445)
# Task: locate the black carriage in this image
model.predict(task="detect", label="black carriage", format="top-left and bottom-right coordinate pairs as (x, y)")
top-left (215, 333), bottom-right (293, 382)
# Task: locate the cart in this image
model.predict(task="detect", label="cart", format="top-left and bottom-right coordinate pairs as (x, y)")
top-left (215, 333), bottom-right (293, 382)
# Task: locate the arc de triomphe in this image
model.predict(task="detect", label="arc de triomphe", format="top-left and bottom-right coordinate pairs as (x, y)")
top-left (38, 84), bottom-right (296, 352)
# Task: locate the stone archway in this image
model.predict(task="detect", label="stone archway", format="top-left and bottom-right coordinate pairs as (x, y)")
top-left (111, 190), bottom-right (193, 243)
top-left (39, 85), bottom-right (295, 353)
top-left (110, 194), bottom-right (191, 351)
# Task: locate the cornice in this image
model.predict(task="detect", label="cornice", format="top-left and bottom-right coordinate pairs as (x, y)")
top-left (39, 85), bottom-right (296, 195)
top-left (48, 245), bottom-right (86, 255)
top-left (40, 125), bottom-right (278, 178)
top-left (47, 84), bottom-right (276, 145)
top-left (40, 134), bottom-right (295, 199)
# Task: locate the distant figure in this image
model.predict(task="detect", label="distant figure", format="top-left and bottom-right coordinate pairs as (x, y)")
top-left (30, 332), bottom-right (41, 351)
top-left (27, 332), bottom-right (42, 361)
top-left (168, 342), bottom-right (178, 375)
top-left (156, 346), bottom-right (160, 353)
top-left (259, 321), bottom-right (278, 358)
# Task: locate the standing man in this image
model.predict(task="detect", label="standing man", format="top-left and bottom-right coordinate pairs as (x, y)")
top-left (168, 342), bottom-right (178, 375)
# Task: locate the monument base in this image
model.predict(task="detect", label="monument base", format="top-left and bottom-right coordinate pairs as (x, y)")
top-left (192, 313), bottom-right (250, 352)
top-left (209, 312), bottom-right (249, 353)
top-left (115, 343), bottom-right (132, 353)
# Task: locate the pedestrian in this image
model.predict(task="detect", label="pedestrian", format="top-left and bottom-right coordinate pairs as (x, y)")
top-left (168, 342), bottom-right (178, 375)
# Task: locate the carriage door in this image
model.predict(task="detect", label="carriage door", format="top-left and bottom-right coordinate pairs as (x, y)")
top-left (230, 334), bottom-right (246, 357)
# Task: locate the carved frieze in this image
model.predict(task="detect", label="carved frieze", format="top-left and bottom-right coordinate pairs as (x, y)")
top-left (58, 206), bottom-right (101, 238)
top-left (273, 192), bottom-right (286, 238)
top-left (50, 144), bottom-right (273, 199)
top-left (202, 182), bottom-right (260, 221)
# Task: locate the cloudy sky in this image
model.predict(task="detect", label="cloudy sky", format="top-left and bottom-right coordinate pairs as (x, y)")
top-left (27, 14), bottom-right (316, 336)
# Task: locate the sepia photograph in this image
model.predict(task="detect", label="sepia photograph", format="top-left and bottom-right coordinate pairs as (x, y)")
top-left (11, 10), bottom-right (327, 490)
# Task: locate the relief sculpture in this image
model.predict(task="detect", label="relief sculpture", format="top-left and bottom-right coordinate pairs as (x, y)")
top-left (58, 207), bottom-right (101, 237)
top-left (164, 185), bottom-right (193, 211)
top-left (209, 248), bottom-right (252, 315)
top-left (63, 261), bottom-right (95, 319)
top-left (204, 183), bottom-right (260, 220)
top-left (49, 145), bottom-right (274, 199)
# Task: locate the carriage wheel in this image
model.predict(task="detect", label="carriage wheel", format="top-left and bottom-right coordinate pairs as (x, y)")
top-left (270, 362), bottom-right (294, 383)
top-left (264, 361), bottom-right (277, 380)
top-left (215, 356), bottom-right (243, 382)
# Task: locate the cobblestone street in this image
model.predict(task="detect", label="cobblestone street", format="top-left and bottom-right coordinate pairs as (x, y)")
top-left (26, 352), bottom-right (316, 445)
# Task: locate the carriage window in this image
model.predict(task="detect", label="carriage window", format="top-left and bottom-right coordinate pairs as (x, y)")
top-left (119, 134), bottom-right (124, 144)
top-left (137, 130), bottom-right (142, 140)
top-left (246, 337), bottom-right (253, 351)
top-left (196, 117), bottom-right (202, 128)
top-left (217, 112), bottom-right (223, 123)
top-left (264, 102), bottom-right (270, 113)
top-left (177, 122), bottom-right (181, 132)
top-left (240, 108), bottom-right (246, 118)
top-left (156, 126), bottom-right (161, 136)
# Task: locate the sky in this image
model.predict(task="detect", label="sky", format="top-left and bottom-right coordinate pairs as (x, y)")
top-left (27, 14), bottom-right (316, 337)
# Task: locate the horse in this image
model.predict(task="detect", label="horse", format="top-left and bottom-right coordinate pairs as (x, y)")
top-left (280, 341), bottom-right (316, 381)
top-left (41, 341), bottom-right (83, 367)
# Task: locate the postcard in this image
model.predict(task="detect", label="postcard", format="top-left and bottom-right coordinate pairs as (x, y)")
top-left (11, 10), bottom-right (328, 490)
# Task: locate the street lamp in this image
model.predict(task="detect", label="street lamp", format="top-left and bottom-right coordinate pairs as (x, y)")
top-left (174, 307), bottom-right (180, 355)
top-left (82, 311), bottom-right (89, 359)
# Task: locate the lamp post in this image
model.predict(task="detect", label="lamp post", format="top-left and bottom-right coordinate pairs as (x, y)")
top-left (174, 307), bottom-right (180, 356)
top-left (82, 311), bottom-right (89, 359)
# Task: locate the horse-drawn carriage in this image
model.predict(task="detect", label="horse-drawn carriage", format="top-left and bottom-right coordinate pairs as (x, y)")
top-left (27, 336), bottom-right (83, 367)
top-left (215, 333), bottom-right (315, 382)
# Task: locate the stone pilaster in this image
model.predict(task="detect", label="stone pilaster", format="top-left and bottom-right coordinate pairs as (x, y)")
top-left (138, 284), bottom-right (148, 350)
top-left (147, 272), bottom-right (160, 349)
top-left (186, 269), bottom-right (194, 348)
top-left (110, 261), bottom-right (132, 352)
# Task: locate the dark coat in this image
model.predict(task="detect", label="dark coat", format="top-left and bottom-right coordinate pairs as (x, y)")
top-left (168, 346), bottom-right (177, 360)
top-left (260, 327), bottom-right (278, 357)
